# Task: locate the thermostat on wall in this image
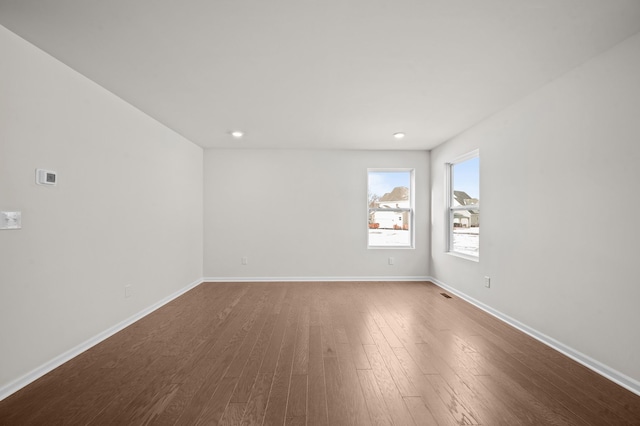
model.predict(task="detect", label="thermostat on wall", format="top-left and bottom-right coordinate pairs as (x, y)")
top-left (36, 169), bottom-right (57, 186)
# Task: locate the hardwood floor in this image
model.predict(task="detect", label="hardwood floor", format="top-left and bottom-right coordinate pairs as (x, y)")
top-left (1, 281), bottom-right (639, 425)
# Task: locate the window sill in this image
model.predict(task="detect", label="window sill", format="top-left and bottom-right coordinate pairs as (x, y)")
top-left (446, 251), bottom-right (479, 262)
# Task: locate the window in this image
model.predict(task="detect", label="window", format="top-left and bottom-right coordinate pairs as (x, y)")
top-left (368, 169), bottom-right (414, 248)
top-left (447, 152), bottom-right (479, 259)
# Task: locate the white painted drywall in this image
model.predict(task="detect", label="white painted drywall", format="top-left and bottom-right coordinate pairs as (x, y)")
top-left (204, 149), bottom-right (429, 279)
top-left (431, 32), bottom-right (640, 383)
top-left (0, 26), bottom-right (203, 390)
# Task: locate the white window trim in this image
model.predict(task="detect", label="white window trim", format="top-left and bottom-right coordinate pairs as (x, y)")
top-left (367, 168), bottom-right (415, 249)
top-left (445, 150), bottom-right (479, 260)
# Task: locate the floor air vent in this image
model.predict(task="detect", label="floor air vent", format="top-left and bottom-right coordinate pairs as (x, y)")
top-left (440, 292), bottom-right (452, 299)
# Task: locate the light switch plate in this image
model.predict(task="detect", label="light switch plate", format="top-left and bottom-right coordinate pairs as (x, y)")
top-left (1, 211), bottom-right (22, 229)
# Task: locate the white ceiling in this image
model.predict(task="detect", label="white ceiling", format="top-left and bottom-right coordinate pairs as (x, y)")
top-left (2, 1), bottom-right (640, 150)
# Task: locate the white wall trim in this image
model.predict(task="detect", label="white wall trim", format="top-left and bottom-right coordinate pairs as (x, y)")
top-left (0, 278), bottom-right (204, 402)
top-left (428, 276), bottom-right (640, 397)
top-left (203, 276), bottom-right (431, 283)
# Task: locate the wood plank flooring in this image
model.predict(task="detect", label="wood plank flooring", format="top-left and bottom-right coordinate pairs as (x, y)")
top-left (1, 281), bottom-right (639, 425)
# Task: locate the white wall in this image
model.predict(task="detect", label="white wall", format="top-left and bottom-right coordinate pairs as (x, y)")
top-left (0, 26), bottom-right (203, 392)
top-left (431, 32), bottom-right (640, 386)
top-left (204, 149), bottom-right (429, 279)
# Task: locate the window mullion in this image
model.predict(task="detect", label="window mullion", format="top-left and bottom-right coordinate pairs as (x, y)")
top-left (450, 204), bottom-right (480, 211)
top-left (370, 208), bottom-right (412, 212)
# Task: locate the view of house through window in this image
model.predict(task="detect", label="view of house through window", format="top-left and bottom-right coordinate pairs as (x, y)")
top-left (368, 169), bottom-right (413, 248)
top-left (448, 153), bottom-right (479, 257)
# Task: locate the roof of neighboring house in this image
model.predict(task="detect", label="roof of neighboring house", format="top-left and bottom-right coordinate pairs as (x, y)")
top-left (453, 190), bottom-right (479, 206)
top-left (453, 191), bottom-right (479, 217)
top-left (379, 186), bottom-right (409, 202)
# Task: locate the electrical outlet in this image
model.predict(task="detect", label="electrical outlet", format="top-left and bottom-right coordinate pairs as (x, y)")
top-left (1, 211), bottom-right (22, 230)
top-left (241, 257), bottom-right (248, 265)
top-left (484, 276), bottom-right (491, 288)
top-left (125, 285), bottom-right (132, 298)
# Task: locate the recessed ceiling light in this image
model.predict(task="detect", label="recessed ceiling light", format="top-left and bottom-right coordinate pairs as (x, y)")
top-left (230, 131), bottom-right (244, 139)
top-left (393, 132), bottom-right (406, 139)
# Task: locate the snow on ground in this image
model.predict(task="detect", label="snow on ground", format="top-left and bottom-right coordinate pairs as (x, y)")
top-left (368, 227), bottom-right (479, 254)
top-left (368, 229), bottom-right (411, 246)
top-left (453, 227), bottom-right (479, 256)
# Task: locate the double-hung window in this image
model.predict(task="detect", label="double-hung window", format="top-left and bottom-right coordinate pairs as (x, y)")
top-left (367, 169), bottom-right (414, 248)
top-left (447, 151), bottom-right (480, 259)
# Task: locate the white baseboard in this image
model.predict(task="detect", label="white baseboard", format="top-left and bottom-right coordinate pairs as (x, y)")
top-left (203, 276), bottom-right (431, 282)
top-left (0, 278), bottom-right (204, 402)
top-left (428, 276), bottom-right (640, 397)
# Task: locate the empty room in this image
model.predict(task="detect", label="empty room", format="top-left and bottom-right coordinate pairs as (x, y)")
top-left (1, 1), bottom-right (639, 424)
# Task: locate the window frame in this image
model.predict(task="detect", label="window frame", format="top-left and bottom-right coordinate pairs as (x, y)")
top-left (446, 150), bottom-right (480, 261)
top-left (367, 168), bottom-right (415, 249)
